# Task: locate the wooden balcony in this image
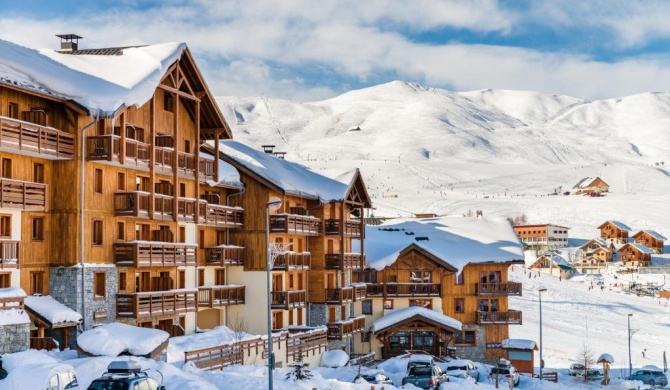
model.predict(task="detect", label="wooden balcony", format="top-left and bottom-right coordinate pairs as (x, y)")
top-left (0, 178), bottom-right (47, 211)
top-left (0, 116), bottom-right (75, 159)
top-left (86, 134), bottom-right (150, 167)
top-left (366, 283), bottom-right (441, 297)
top-left (327, 316), bottom-right (366, 340)
top-left (270, 290), bottom-right (307, 310)
top-left (325, 287), bottom-right (354, 304)
top-left (200, 204), bottom-right (244, 228)
top-left (353, 284), bottom-right (367, 301)
top-left (116, 289), bottom-right (197, 319)
top-left (476, 310), bottom-right (523, 325)
top-left (114, 191), bottom-right (151, 217)
top-left (114, 242), bottom-right (197, 267)
top-left (198, 285), bottom-right (245, 308)
top-left (476, 282), bottom-right (523, 296)
top-left (206, 246), bottom-right (244, 266)
top-left (154, 146), bottom-right (174, 174)
top-left (0, 296), bottom-right (24, 309)
top-left (273, 252), bottom-right (311, 270)
top-left (270, 214), bottom-right (322, 236)
top-left (30, 337), bottom-right (58, 351)
top-left (325, 253), bottom-right (364, 270)
top-left (199, 158), bottom-right (215, 181)
top-left (325, 219), bottom-right (362, 238)
top-left (0, 240), bottom-right (20, 268)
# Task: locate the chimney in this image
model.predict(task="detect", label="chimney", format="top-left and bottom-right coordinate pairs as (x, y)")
top-left (261, 145), bottom-right (275, 154)
top-left (56, 34), bottom-right (83, 52)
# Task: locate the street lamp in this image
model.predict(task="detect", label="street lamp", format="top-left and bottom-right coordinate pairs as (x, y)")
top-left (539, 288), bottom-right (547, 381)
top-left (266, 196), bottom-right (282, 390)
top-left (628, 314), bottom-right (633, 377)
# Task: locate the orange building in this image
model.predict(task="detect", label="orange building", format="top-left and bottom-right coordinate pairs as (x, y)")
top-left (513, 224), bottom-right (569, 249)
top-left (598, 221), bottom-right (632, 244)
top-left (633, 230), bottom-right (666, 254)
top-left (618, 243), bottom-right (653, 267)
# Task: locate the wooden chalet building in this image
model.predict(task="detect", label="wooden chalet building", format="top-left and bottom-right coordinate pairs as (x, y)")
top-left (526, 253), bottom-right (574, 279)
top-left (203, 140), bottom-right (372, 350)
top-left (598, 220), bottom-right (632, 245)
top-left (513, 224), bottom-right (569, 250)
top-left (0, 36), bottom-right (239, 346)
top-left (579, 239), bottom-right (613, 262)
top-left (633, 230), bottom-right (667, 254)
top-left (356, 217), bottom-right (524, 361)
top-left (571, 177), bottom-right (609, 195)
top-left (618, 243), bottom-right (653, 268)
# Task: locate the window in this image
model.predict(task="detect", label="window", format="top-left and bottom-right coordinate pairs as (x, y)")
top-left (362, 299), bottom-right (373, 315)
top-left (30, 271), bottom-right (44, 295)
top-left (0, 273), bottom-right (10, 288)
top-left (7, 102), bottom-right (18, 119)
top-left (410, 299), bottom-right (433, 309)
top-left (297, 308), bottom-right (303, 326)
top-left (0, 215), bottom-right (10, 237)
top-left (477, 298), bottom-right (499, 312)
top-left (33, 163), bottom-right (44, 183)
top-left (117, 222), bottom-right (125, 240)
top-left (32, 217), bottom-right (44, 241)
top-left (94, 169), bottom-right (103, 193)
top-left (184, 139), bottom-right (191, 154)
top-left (455, 330), bottom-right (476, 345)
top-left (455, 272), bottom-right (464, 285)
top-left (117, 172), bottom-right (125, 190)
top-left (411, 271), bottom-right (431, 283)
top-left (198, 268), bottom-right (205, 287)
top-left (272, 311), bottom-right (283, 330)
top-left (383, 299), bottom-right (393, 310)
top-left (164, 93), bottom-right (174, 112)
top-left (179, 182), bottom-right (186, 197)
top-left (119, 271), bottom-right (127, 292)
top-left (92, 220), bottom-right (103, 245)
top-left (454, 298), bottom-right (464, 313)
top-left (215, 269), bottom-right (225, 285)
top-left (198, 230), bottom-right (205, 249)
top-left (1, 158), bottom-right (11, 179)
top-left (179, 226), bottom-right (186, 243)
top-left (178, 270), bottom-right (186, 289)
top-left (94, 272), bottom-right (106, 299)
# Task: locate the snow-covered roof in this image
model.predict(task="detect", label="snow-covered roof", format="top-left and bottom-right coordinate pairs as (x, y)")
top-left (78, 322), bottom-right (169, 357)
top-left (637, 230), bottom-right (667, 241)
top-left (320, 350), bottom-right (350, 368)
top-left (211, 140), bottom-right (351, 202)
top-left (573, 177), bottom-right (607, 189)
top-left (363, 216), bottom-right (524, 272)
top-left (0, 362), bottom-right (75, 390)
top-left (201, 150), bottom-right (244, 188)
top-left (0, 39), bottom-right (187, 116)
top-left (531, 252), bottom-right (574, 270)
top-left (0, 286), bottom-right (27, 299)
top-left (372, 306), bottom-right (462, 334)
top-left (580, 238), bottom-right (610, 250)
top-left (0, 308), bottom-right (30, 326)
top-left (502, 339), bottom-right (537, 350)
top-left (623, 242), bottom-right (654, 254)
top-left (600, 220), bottom-right (632, 231)
top-left (25, 295), bottom-right (82, 326)
top-left (597, 353), bottom-right (614, 364)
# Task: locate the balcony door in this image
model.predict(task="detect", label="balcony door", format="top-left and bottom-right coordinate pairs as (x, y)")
top-left (272, 274), bottom-right (283, 291)
top-left (136, 272), bottom-right (151, 292)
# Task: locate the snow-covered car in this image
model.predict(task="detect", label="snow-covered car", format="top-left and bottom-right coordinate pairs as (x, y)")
top-left (357, 371), bottom-right (393, 385)
top-left (569, 363), bottom-right (585, 376)
top-left (445, 369), bottom-right (477, 383)
top-left (0, 362), bottom-right (79, 390)
top-left (444, 360), bottom-right (480, 381)
top-left (489, 365), bottom-right (520, 387)
top-left (628, 369), bottom-right (668, 387)
top-left (87, 361), bottom-right (165, 390)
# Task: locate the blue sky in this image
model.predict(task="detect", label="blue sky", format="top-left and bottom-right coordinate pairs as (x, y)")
top-left (2, 0), bottom-right (670, 101)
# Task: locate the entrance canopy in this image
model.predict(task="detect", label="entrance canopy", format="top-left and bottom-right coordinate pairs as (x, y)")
top-left (373, 307), bottom-right (461, 334)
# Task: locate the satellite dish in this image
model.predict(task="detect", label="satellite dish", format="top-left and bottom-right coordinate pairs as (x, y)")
top-left (267, 196), bottom-right (282, 211)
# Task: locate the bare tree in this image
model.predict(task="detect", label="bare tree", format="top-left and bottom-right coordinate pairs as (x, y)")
top-left (229, 315), bottom-right (248, 365)
top-left (576, 341), bottom-right (596, 382)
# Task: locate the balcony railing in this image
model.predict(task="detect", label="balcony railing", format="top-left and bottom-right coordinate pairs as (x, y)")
top-left (273, 252), bottom-right (311, 270)
top-left (325, 287), bottom-right (354, 304)
top-left (199, 158), bottom-right (215, 181)
top-left (86, 135), bottom-right (150, 167)
top-left (154, 146), bottom-right (174, 174)
top-left (270, 214), bottom-right (322, 236)
top-left (476, 282), bottom-right (523, 296)
top-left (116, 289), bottom-right (197, 319)
top-left (198, 285), bottom-right (245, 308)
top-left (326, 316), bottom-right (366, 340)
top-left (0, 240), bottom-right (20, 268)
top-left (0, 116), bottom-right (75, 159)
top-left (177, 198), bottom-right (200, 222)
top-left (325, 219), bottom-right (362, 238)
top-left (114, 191), bottom-right (150, 217)
top-left (325, 253), bottom-right (364, 270)
top-left (476, 310), bottom-right (523, 325)
top-left (353, 284), bottom-right (367, 301)
top-left (270, 290), bottom-right (307, 310)
top-left (206, 246), bottom-right (245, 266)
top-left (200, 204), bottom-right (244, 228)
top-left (366, 283), bottom-right (441, 297)
top-left (114, 242), bottom-right (197, 267)
top-left (0, 178), bottom-right (47, 211)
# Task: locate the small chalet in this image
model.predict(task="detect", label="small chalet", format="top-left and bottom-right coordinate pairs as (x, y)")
top-left (527, 253), bottom-right (574, 279)
top-left (633, 230), bottom-right (667, 254)
top-left (598, 221), bottom-right (632, 244)
top-left (502, 339), bottom-right (538, 374)
top-left (579, 239), bottom-right (613, 261)
top-left (572, 257), bottom-right (608, 274)
top-left (572, 177), bottom-right (609, 195)
top-left (25, 295), bottom-right (83, 351)
top-left (618, 243), bottom-right (653, 267)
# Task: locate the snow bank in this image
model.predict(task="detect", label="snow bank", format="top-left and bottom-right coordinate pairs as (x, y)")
top-left (372, 306), bottom-right (462, 333)
top-left (1, 349), bottom-right (58, 372)
top-left (25, 295), bottom-right (82, 325)
top-left (77, 322), bottom-right (169, 357)
top-left (0, 308), bottom-right (29, 325)
top-left (320, 350), bottom-right (349, 368)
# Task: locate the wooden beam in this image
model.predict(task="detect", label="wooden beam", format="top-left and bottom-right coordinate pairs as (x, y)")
top-left (194, 100), bottom-right (200, 224)
top-left (149, 93), bottom-right (156, 219)
top-left (157, 84), bottom-right (200, 102)
top-left (119, 111), bottom-right (126, 164)
top-left (173, 91), bottom-right (180, 222)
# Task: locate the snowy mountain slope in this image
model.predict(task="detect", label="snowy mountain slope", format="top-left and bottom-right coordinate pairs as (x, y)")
top-left (216, 81), bottom-right (670, 237)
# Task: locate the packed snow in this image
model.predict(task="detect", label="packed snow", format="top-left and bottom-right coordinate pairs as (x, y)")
top-left (0, 308), bottom-right (29, 326)
top-left (77, 322), bottom-right (169, 357)
top-left (0, 287), bottom-right (26, 299)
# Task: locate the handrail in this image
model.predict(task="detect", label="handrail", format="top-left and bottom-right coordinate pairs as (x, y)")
top-left (0, 116), bottom-right (75, 159)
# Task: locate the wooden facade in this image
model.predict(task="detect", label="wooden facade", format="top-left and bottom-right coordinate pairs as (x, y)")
top-left (618, 243), bottom-right (653, 267)
top-left (579, 239), bottom-right (613, 261)
top-left (598, 221), bottom-right (631, 244)
top-left (633, 230), bottom-right (666, 254)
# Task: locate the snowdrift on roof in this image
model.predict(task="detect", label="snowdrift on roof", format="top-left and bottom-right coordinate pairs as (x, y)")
top-left (78, 322), bottom-right (169, 357)
top-left (372, 306), bottom-right (461, 333)
top-left (0, 39), bottom-right (185, 115)
top-left (25, 295), bottom-right (82, 325)
top-left (363, 216), bottom-right (524, 272)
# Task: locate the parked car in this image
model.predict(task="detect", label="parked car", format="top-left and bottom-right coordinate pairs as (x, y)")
top-left (406, 354), bottom-right (436, 373)
top-left (444, 360), bottom-right (480, 381)
top-left (628, 369), bottom-right (668, 387)
top-left (0, 362), bottom-right (79, 390)
top-left (569, 363), bottom-right (585, 376)
top-left (402, 365), bottom-right (448, 389)
top-left (356, 371), bottom-right (394, 385)
top-left (489, 365), bottom-right (520, 387)
top-left (87, 361), bottom-right (165, 390)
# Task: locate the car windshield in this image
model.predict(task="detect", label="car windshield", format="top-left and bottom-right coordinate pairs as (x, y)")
top-left (572, 364), bottom-right (585, 369)
top-left (447, 366), bottom-right (467, 371)
top-left (89, 380), bottom-right (129, 390)
top-left (410, 367), bottom-right (433, 376)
